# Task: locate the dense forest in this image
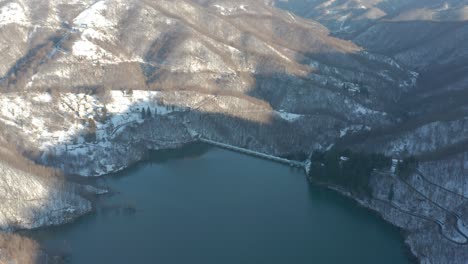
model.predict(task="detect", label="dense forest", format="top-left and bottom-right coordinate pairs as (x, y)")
top-left (309, 149), bottom-right (390, 196)
top-left (309, 148), bottom-right (419, 196)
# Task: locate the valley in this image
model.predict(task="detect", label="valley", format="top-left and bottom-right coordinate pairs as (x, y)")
top-left (0, 0), bottom-right (467, 263)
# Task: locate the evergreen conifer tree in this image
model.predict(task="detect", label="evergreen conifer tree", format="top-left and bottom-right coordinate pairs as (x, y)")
top-left (146, 107), bottom-right (151, 118)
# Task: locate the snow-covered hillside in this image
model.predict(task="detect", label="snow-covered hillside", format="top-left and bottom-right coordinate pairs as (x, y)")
top-left (0, 161), bottom-right (91, 230)
top-left (0, 0), bottom-right (467, 263)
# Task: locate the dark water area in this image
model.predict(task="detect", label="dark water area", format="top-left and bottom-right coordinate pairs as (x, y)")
top-left (30, 143), bottom-right (411, 264)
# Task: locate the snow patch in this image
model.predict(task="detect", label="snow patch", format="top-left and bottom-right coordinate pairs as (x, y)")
top-left (82, 28), bottom-right (111, 41)
top-left (213, 4), bottom-right (249, 15)
top-left (74, 1), bottom-right (113, 28)
top-left (72, 38), bottom-right (116, 62)
top-left (276, 111), bottom-right (302, 122)
top-left (33, 93), bottom-right (52, 103)
top-left (353, 104), bottom-right (382, 116)
top-left (340, 125), bottom-right (371, 137)
top-left (0, 2), bottom-right (29, 26)
top-left (320, 0), bottom-right (337, 8)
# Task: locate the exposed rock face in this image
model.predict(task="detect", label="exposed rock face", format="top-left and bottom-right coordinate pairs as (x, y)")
top-left (0, 0), bottom-right (467, 263)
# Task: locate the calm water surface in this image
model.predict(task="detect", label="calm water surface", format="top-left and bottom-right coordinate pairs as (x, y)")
top-left (31, 144), bottom-right (411, 264)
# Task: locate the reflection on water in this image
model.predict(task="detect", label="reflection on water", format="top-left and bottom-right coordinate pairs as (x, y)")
top-left (28, 144), bottom-right (411, 264)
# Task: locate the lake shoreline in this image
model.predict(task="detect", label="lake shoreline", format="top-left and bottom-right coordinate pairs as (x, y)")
top-left (27, 143), bottom-right (412, 264)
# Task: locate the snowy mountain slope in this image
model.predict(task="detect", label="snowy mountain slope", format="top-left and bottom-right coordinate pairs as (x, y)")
top-left (1, 0), bottom-right (414, 111)
top-left (275, 0), bottom-right (468, 70)
top-left (275, 0), bottom-right (468, 34)
top-left (275, 0), bottom-right (468, 158)
top-left (0, 160), bottom-right (91, 230)
top-left (0, 0), bottom-right (431, 209)
top-left (0, 1), bottom-right (467, 263)
top-left (0, 0), bottom-right (419, 174)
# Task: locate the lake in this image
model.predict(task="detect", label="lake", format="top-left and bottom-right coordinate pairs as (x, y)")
top-left (30, 143), bottom-right (411, 264)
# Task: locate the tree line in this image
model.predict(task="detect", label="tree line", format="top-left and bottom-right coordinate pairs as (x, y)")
top-left (309, 149), bottom-right (391, 197)
top-left (309, 148), bottom-right (419, 197)
top-left (141, 106), bottom-right (153, 119)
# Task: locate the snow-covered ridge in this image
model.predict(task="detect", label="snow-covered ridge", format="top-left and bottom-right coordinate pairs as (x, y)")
top-left (72, 38), bottom-right (117, 62)
top-left (339, 124), bottom-right (370, 138)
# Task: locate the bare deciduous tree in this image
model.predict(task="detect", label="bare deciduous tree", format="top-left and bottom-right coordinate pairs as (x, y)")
top-left (0, 233), bottom-right (39, 264)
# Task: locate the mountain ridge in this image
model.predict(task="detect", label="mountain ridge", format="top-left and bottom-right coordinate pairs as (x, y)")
top-left (0, 1), bottom-right (467, 263)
